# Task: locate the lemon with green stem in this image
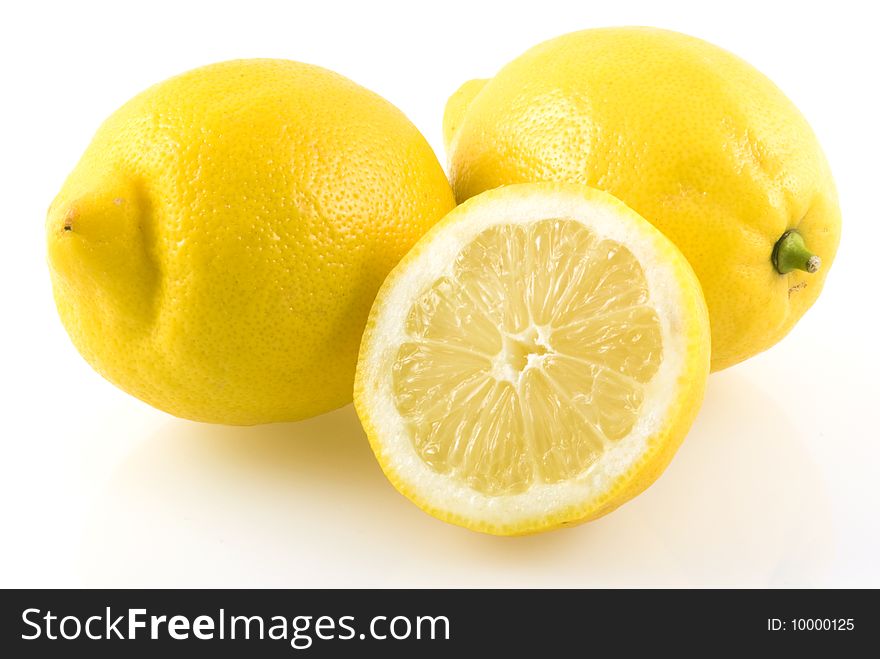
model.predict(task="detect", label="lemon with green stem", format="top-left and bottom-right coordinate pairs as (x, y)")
top-left (445, 27), bottom-right (841, 371)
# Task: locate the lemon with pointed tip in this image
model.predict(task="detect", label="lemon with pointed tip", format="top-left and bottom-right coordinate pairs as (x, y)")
top-left (445, 27), bottom-right (841, 371)
top-left (47, 59), bottom-right (454, 424)
top-left (355, 183), bottom-right (710, 535)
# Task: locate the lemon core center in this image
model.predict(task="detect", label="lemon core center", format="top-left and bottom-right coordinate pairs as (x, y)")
top-left (493, 327), bottom-right (552, 384)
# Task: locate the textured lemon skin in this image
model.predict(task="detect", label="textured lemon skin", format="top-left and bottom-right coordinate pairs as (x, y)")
top-left (47, 59), bottom-right (454, 425)
top-left (354, 183), bottom-right (710, 535)
top-left (446, 27), bottom-right (841, 371)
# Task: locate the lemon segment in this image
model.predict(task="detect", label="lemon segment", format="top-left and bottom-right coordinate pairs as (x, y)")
top-left (355, 183), bottom-right (711, 535)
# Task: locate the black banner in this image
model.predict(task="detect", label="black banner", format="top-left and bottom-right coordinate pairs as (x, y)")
top-left (1, 589), bottom-right (874, 656)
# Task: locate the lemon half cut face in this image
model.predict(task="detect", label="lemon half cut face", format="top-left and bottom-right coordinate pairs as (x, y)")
top-left (355, 183), bottom-right (711, 535)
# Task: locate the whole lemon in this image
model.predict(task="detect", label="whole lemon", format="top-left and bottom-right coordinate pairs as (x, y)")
top-left (47, 59), bottom-right (454, 424)
top-left (445, 27), bottom-right (840, 371)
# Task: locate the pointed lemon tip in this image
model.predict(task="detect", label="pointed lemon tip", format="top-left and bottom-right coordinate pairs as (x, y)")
top-left (443, 78), bottom-right (489, 152)
top-left (46, 170), bottom-right (157, 306)
top-left (47, 167), bottom-right (146, 248)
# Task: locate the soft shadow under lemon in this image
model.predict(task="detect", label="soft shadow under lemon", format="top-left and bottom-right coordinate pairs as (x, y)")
top-left (79, 371), bottom-right (832, 587)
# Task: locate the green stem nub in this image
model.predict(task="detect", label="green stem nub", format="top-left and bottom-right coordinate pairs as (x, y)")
top-left (772, 230), bottom-right (821, 275)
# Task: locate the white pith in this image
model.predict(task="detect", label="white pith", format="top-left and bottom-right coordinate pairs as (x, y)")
top-left (359, 188), bottom-right (691, 527)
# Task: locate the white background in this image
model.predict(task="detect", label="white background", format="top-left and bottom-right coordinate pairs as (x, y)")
top-left (2, 0), bottom-right (878, 587)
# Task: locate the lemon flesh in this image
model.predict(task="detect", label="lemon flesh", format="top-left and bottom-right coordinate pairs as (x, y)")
top-left (394, 219), bottom-right (662, 496)
top-left (355, 183), bottom-right (710, 535)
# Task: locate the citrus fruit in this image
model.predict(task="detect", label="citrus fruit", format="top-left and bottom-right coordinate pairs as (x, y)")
top-left (46, 59), bottom-right (455, 424)
top-left (354, 183), bottom-right (710, 535)
top-left (445, 27), bottom-right (841, 371)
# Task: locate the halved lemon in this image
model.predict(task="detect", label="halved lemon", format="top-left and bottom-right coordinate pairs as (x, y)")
top-left (354, 183), bottom-right (710, 535)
